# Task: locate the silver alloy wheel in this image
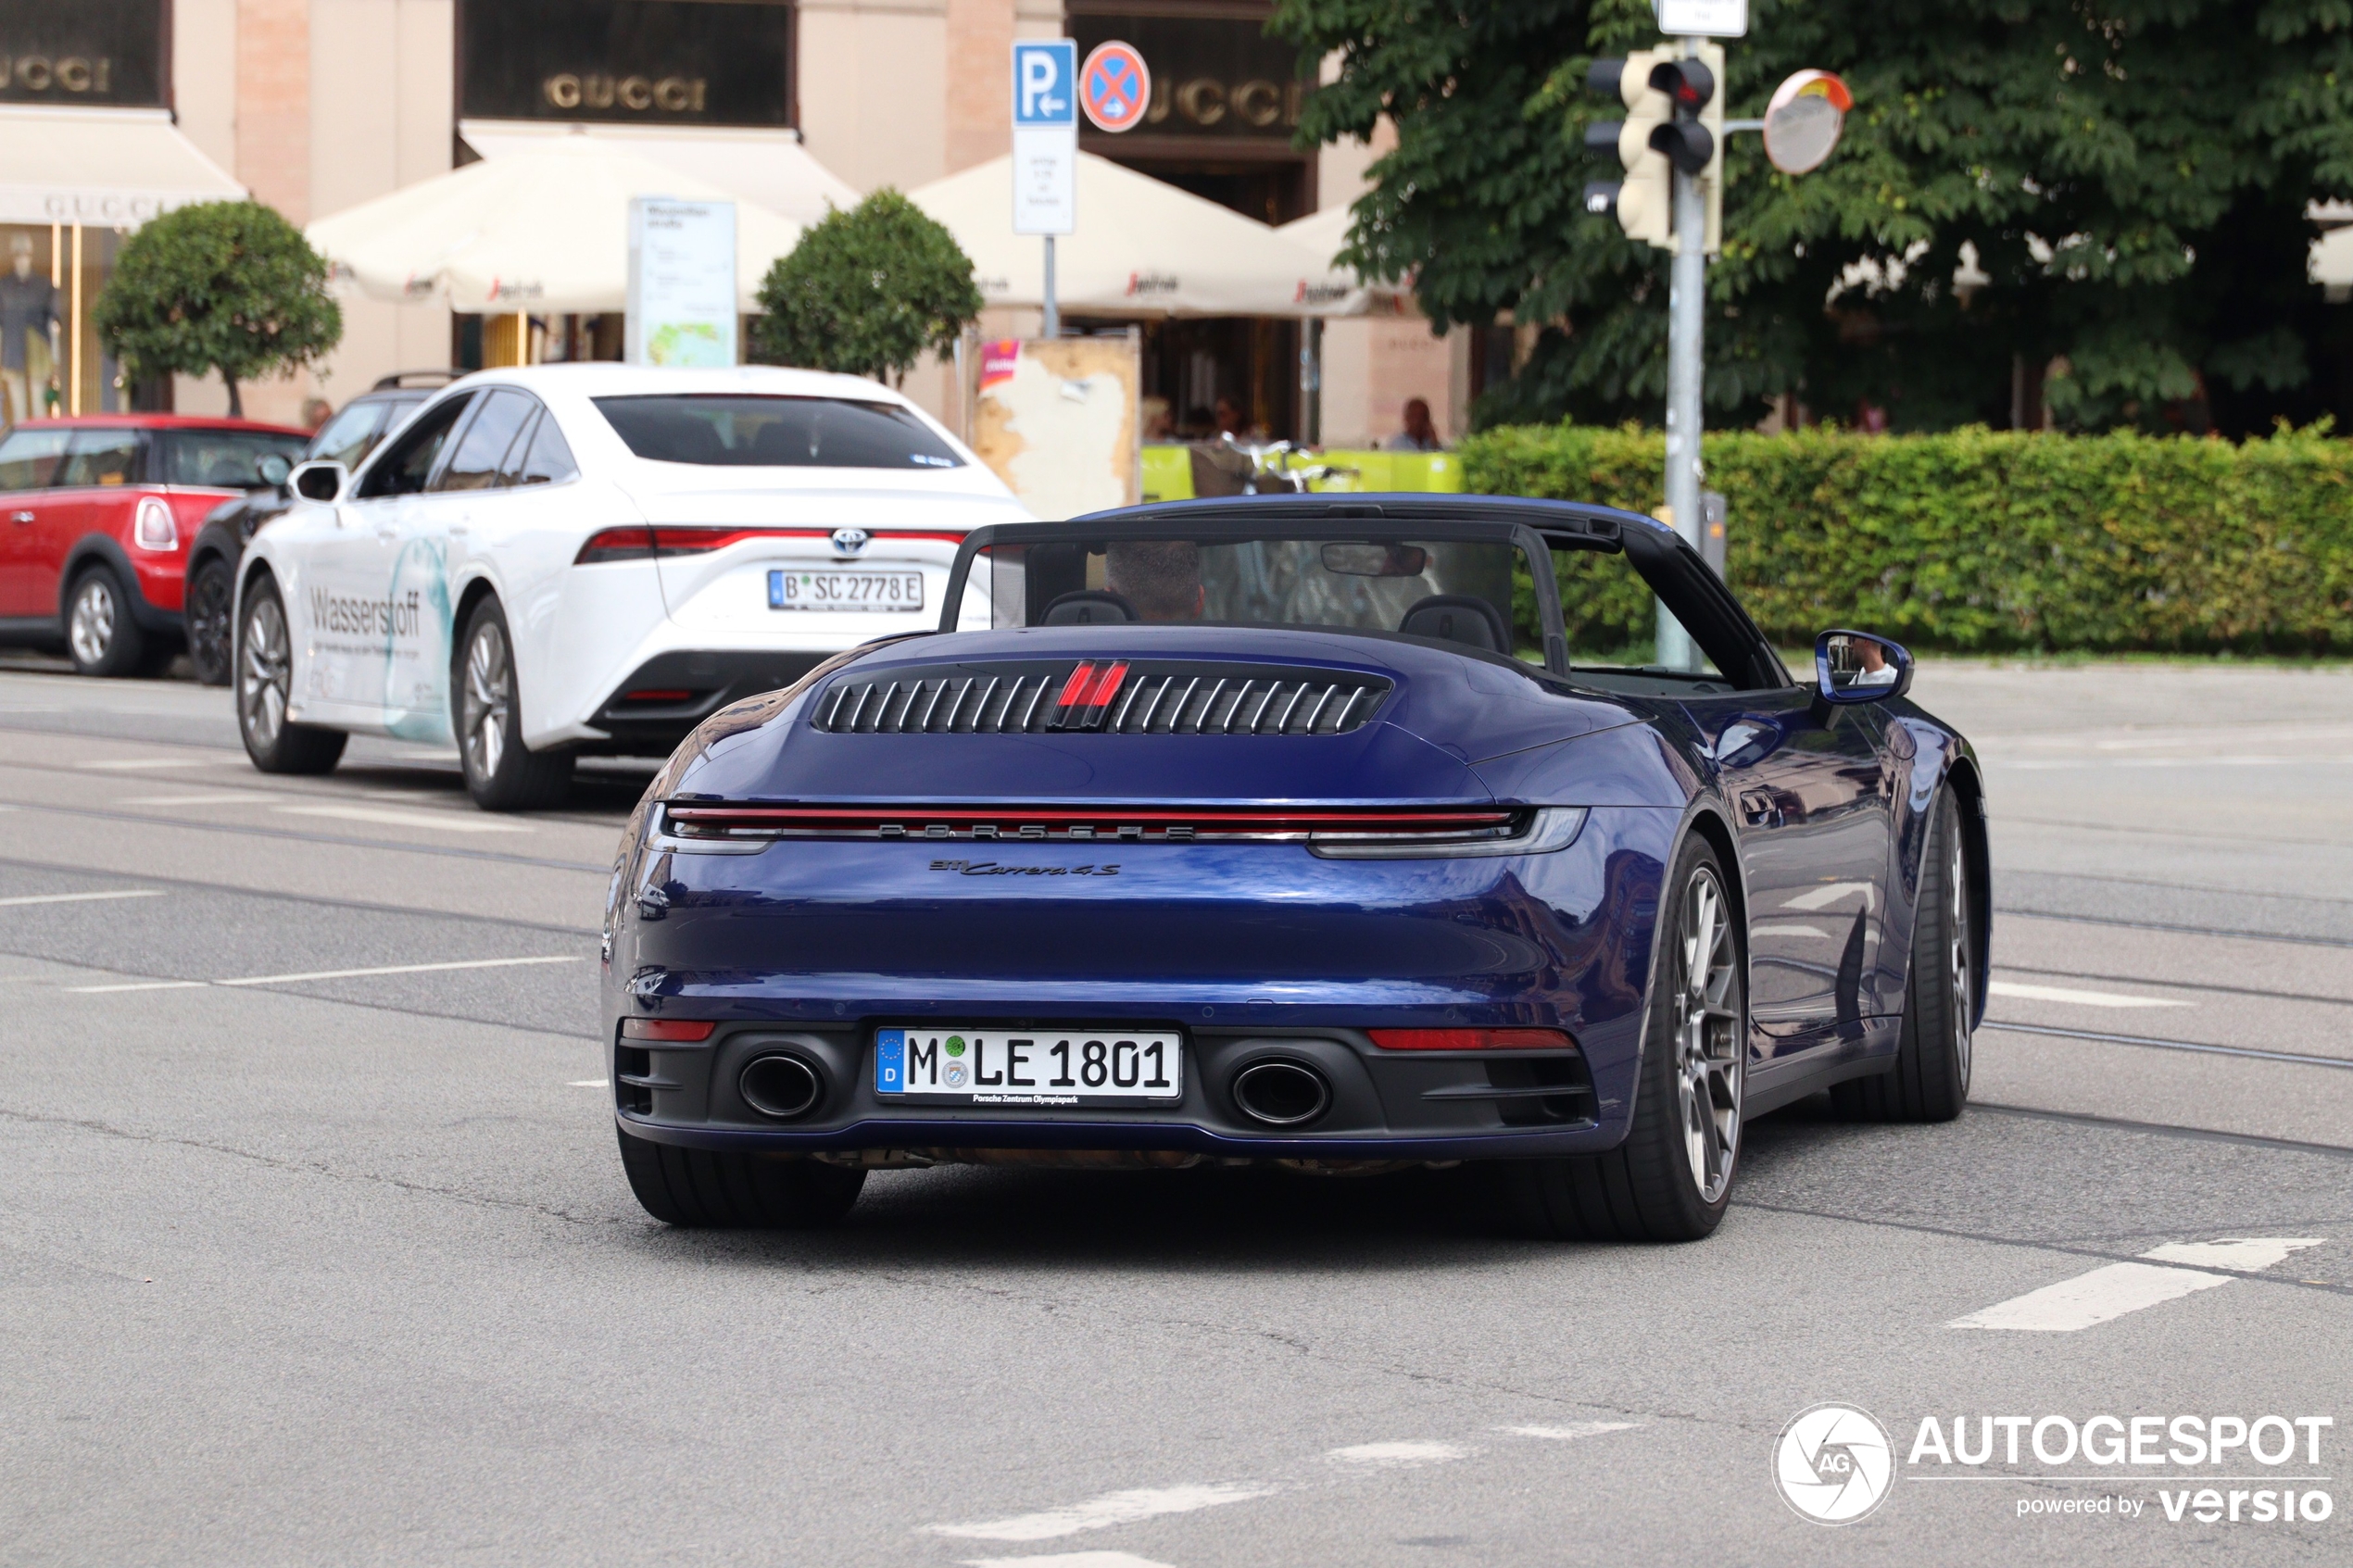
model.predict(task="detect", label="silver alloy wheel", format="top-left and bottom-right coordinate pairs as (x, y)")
top-left (1672, 863), bottom-right (1743, 1203)
top-left (68, 575), bottom-right (117, 668)
top-left (240, 593), bottom-right (291, 747)
top-left (1949, 831), bottom-right (1972, 1090)
top-left (461, 619), bottom-right (510, 783)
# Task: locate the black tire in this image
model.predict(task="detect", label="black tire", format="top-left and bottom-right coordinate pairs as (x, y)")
top-left (454, 596), bottom-right (573, 811)
top-left (1487, 835), bottom-right (1746, 1242)
top-left (235, 573), bottom-right (348, 774)
top-left (1832, 790), bottom-right (1973, 1123)
top-left (616, 1125), bottom-right (866, 1228)
top-left (185, 556), bottom-right (235, 686)
top-left (64, 564), bottom-right (148, 678)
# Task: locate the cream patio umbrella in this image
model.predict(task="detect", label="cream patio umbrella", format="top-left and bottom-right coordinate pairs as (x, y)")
top-left (907, 151), bottom-right (1365, 318)
top-left (306, 131), bottom-right (807, 313)
top-left (1277, 206), bottom-right (1413, 314)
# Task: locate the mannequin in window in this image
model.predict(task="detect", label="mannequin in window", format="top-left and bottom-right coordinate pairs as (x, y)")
top-left (0, 234), bottom-right (58, 426)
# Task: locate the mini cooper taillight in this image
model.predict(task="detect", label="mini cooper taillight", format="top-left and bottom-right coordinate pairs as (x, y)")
top-left (133, 496), bottom-right (178, 551)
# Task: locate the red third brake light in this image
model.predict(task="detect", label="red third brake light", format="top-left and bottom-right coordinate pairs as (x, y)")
top-left (1369, 1027), bottom-right (1577, 1051)
top-left (621, 1018), bottom-right (718, 1042)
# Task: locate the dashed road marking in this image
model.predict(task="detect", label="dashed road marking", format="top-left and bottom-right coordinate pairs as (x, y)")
top-left (116, 791), bottom-right (281, 807)
top-left (1989, 979), bottom-right (2190, 1009)
top-left (926, 1485), bottom-right (1277, 1542)
top-left (277, 804), bottom-right (529, 834)
top-left (570, 1079), bottom-right (610, 1088)
top-left (963, 1554), bottom-right (1178, 1568)
top-left (1500, 1422), bottom-right (1637, 1441)
top-left (65, 955), bottom-right (584, 995)
top-left (1950, 1236), bottom-right (2325, 1332)
top-left (76, 758), bottom-right (245, 771)
top-left (1327, 1441), bottom-right (1469, 1469)
top-left (0, 889), bottom-right (165, 908)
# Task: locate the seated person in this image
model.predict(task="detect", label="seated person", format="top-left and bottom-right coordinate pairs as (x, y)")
top-left (1105, 539), bottom-right (1204, 622)
top-left (1851, 637), bottom-right (1900, 686)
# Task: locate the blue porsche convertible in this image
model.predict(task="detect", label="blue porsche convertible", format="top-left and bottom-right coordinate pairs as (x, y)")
top-left (601, 496), bottom-right (1988, 1241)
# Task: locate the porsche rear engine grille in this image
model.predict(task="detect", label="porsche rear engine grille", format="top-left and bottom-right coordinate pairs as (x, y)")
top-left (811, 661), bottom-right (1390, 737)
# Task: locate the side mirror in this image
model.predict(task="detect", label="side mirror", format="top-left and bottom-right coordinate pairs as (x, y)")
top-left (257, 453), bottom-right (292, 487)
top-left (288, 460), bottom-right (348, 504)
top-left (1815, 629), bottom-right (1913, 704)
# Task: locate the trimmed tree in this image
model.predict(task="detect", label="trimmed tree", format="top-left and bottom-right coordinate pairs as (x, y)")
top-left (752, 190), bottom-right (983, 384)
top-left (94, 200), bottom-right (341, 417)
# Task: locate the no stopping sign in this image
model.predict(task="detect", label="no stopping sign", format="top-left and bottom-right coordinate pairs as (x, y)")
top-left (1081, 41), bottom-right (1150, 133)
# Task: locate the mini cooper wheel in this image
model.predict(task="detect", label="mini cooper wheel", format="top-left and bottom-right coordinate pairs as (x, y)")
top-left (455, 597), bottom-right (573, 811)
top-left (616, 1125), bottom-right (866, 1228)
top-left (236, 573), bottom-right (347, 774)
top-left (184, 556), bottom-right (235, 686)
top-left (1833, 789), bottom-right (1974, 1122)
top-left (1489, 835), bottom-right (1745, 1242)
top-left (65, 565), bottom-right (150, 678)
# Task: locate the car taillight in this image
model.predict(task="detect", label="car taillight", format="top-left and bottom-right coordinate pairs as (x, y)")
top-left (1368, 1027), bottom-right (1578, 1051)
top-left (133, 496), bottom-right (178, 551)
top-left (575, 525), bottom-right (970, 565)
top-left (620, 1018), bottom-right (718, 1041)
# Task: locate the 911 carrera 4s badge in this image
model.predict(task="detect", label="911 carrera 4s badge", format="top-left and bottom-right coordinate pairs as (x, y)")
top-left (875, 1026), bottom-right (1182, 1104)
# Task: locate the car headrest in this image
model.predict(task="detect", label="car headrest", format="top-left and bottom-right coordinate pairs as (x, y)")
top-left (1399, 594), bottom-right (1509, 654)
top-left (1041, 590), bottom-right (1139, 626)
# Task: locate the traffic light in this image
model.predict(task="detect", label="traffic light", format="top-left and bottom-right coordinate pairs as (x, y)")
top-left (1582, 43), bottom-right (1725, 254)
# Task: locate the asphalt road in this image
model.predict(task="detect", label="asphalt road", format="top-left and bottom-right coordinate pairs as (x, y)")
top-left (3, 658), bottom-right (2348, 1566)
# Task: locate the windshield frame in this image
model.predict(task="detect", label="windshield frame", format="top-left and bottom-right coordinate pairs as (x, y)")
top-left (940, 508), bottom-right (1579, 676)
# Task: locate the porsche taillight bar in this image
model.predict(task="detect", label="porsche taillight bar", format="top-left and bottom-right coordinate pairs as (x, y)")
top-left (658, 803), bottom-right (1520, 844)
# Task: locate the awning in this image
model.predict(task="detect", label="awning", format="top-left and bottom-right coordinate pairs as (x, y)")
top-left (0, 105), bottom-right (245, 228)
top-left (308, 131), bottom-right (806, 314)
top-left (458, 119), bottom-right (860, 230)
top-left (908, 152), bottom-right (1366, 319)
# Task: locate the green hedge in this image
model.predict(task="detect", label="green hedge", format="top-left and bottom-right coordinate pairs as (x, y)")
top-left (1463, 423), bottom-right (2353, 654)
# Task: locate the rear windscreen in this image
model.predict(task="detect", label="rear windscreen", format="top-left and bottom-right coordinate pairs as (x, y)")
top-left (162, 431), bottom-right (309, 487)
top-left (592, 395), bottom-right (963, 470)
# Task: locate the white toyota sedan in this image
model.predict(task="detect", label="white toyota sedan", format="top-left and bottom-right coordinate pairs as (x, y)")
top-left (232, 365), bottom-right (1027, 809)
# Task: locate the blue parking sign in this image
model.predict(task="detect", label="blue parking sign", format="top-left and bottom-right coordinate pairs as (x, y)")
top-left (1013, 41), bottom-right (1076, 128)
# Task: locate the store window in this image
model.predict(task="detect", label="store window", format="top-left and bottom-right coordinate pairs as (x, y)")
top-left (459, 0), bottom-right (795, 129)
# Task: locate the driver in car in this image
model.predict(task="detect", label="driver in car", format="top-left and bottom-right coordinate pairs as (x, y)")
top-left (1106, 539), bottom-right (1205, 622)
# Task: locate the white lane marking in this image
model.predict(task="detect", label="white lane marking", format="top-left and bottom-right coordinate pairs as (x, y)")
top-left (1749, 922), bottom-right (1830, 938)
top-left (1326, 1441), bottom-right (1470, 1469)
top-left (276, 804), bottom-right (529, 834)
top-left (1501, 1422), bottom-right (1638, 1441)
top-left (926, 1484), bottom-right (1275, 1543)
top-left (115, 791), bottom-right (280, 807)
top-left (963, 1555), bottom-right (1179, 1568)
top-left (217, 956), bottom-right (583, 986)
top-left (1995, 755), bottom-right (2353, 770)
top-left (1987, 980), bottom-right (2190, 1010)
top-left (570, 1079), bottom-right (610, 1088)
top-left (66, 955), bottom-right (582, 995)
top-left (2142, 1237), bottom-right (2324, 1273)
top-left (1782, 881), bottom-right (1873, 910)
top-left (1950, 1236), bottom-right (2325, 1332)
top-left (77, 758), bottom-right (244, 771)
top-left (1949, 1262), bottom-right (2233, 1331)
top-left (0, 889), bottom-right (165, 908)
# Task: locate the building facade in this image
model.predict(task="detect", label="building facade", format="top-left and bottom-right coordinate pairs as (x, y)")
top-left (6, 0), bottom-right (1462, 445)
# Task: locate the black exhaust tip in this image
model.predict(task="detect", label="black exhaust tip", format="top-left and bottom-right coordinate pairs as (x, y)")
top-left (1231, 1059), bottom-right (1332, 1127)
top-left (739, 1053), bottom-right (824, 1120)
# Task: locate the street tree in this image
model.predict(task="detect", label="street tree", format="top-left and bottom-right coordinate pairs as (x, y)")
top-left (751, 190), bottom-right (984, 385)
top-left (1273, 0), bottom-right (2353, 433)
top-left (93, 200), bottom-right (341, 418)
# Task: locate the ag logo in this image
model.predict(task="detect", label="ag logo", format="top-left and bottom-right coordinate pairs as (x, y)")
top-left (831, 526), bottom-right (870, 556)
top-left (1774, 1403), bottom-right (1894, 1524)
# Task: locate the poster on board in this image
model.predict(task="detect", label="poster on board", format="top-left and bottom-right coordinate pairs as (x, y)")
top-left (625, 197), bottom-right (736, 366)
top-left (968, 334), bottom-right (1140, 521)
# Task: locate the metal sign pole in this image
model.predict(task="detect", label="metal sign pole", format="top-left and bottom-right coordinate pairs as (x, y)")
top-left (1658, 34), bottom-right (1707, 672)
top-left (1043, 235), bottom-right (1058, 338)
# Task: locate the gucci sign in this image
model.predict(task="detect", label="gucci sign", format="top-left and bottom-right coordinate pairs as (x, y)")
top-left (542, 73), bottom-right (709, 114)
top-left (0, 55), bottom-right (115, 94)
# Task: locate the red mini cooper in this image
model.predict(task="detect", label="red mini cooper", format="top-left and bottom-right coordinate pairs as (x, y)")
top-left (0, 415), bottom-right (311, 676)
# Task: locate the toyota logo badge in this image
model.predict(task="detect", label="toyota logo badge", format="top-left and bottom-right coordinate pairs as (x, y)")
top-left (831, 527), bottom-right (870, 556)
